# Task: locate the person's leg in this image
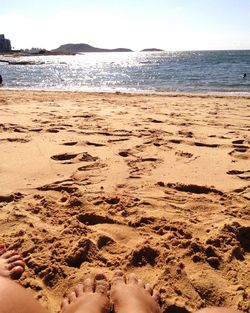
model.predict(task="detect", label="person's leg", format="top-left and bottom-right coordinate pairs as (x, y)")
top-left (61, 273), bottom-right (110, 313)
top-left (110, 272), bottom-right (161, 313)
top-left (0, 246), bottom-right (25, 279)
top-left (0, 277), bottom-right (48, 313)
top-left (0, 274), bottom-right (110, 313)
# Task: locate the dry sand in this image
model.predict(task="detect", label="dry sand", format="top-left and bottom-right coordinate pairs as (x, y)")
top-left (0, 90), bottom-right (249, 313)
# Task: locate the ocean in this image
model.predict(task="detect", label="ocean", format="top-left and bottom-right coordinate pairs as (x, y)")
top-left (0, 50), bottom-right (250, 94)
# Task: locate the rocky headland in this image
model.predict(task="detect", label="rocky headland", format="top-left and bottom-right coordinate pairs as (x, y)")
top-left (52, 43), bottom-right (133, 53)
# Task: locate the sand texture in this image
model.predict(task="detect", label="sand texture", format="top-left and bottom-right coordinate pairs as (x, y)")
top-left (0, 90), bottom-right (249, 313)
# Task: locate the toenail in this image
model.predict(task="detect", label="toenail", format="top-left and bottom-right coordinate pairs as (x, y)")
top-left (95, 273), bottom-right (106, 280)
top-left (115, 271), bottom-right (124, 277)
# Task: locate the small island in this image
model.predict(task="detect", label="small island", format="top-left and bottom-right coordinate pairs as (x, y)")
top-left (53, 43), bottom-right (133, 53)
top-left (1, 36), bottom-right (166, 65)
top-left (140, 48), bottom-right (164, 52)
top-left (1, 34), bottom-right (164, 56)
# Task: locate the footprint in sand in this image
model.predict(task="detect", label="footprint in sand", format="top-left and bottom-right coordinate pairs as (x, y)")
top-left (108, 138), bottom-right (130, 143)
top-left (166, 183), bottom-right (223, 195)
top-left (127, 157), bottom-right (160, 178)
top-left (78, 162), bottom-right (106, 172)
top-left (129, 246), bottom-right (160, 266)
top-left (65, 238), bottom-right (98, 268)
top-left (232, 139), bottom-right (249, 150)
top-left (175, 151), bottom-right (193, 158)
top-left (30, 128), bottom-right (43, 132)
top-left (46, 128), bottom-right (60, 133)
top-left (0, 138), bottom-right (30, 143)
top-left (178, 130), bottom-right (194, 138)
top-left (77, 213), bottom-right (116, 225)
top-left (97, 234), bottom-right (116, 249)
top-left (232, 139), bottom-right (247, 145)
top-left (147, 118), bottom-right (164, 123)
top-left (0, 123), bottom-right (27, 133)
top-left (0, 192), bottom-right (23, 203)
top-left (119, 151), bottom-right (129, 157)
top-left (62, 141), bottom-right (78, 146)
top-left (194, 142), bottom-right (219, 148)
top-left (227, 169), bottom-right (250, 180)
top-left (51, 152), bottom-right (98, 163)
top-left (37, 183), bottom-right (78, 193)
top-left (229, 139), bottom-right (250, 159)
top-left (169, 139), bottom-right (183, 144)
top-left (51, 153), bottom-right (78, 161)
top-left (232, 146), bottom-right (249, 153)
top-left (237, 226), bottom-right (250, 252)
top-left (205, 222), bottom-right (250, 268)
top-left (79, 152), bottom-right (98, 162)
top-left (85, 141), bottom-right (106, 147)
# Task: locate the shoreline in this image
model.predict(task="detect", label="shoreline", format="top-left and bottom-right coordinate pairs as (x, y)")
top-left (1, 88), bottom-right (250, 99)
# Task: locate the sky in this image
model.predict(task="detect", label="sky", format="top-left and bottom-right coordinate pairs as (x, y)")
top-left (0, 0), bottom-right (250, 51)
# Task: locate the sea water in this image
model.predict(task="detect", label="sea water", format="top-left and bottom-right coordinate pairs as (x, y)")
top-left (0, 50), bottom-right (249, 94)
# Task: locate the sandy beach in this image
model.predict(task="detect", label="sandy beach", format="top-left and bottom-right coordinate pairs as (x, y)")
top-left (0, 90), bottom-right (249, 313)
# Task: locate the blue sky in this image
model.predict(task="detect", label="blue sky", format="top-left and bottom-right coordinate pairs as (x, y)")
top-left (1, 0), bottom-right (250, 50)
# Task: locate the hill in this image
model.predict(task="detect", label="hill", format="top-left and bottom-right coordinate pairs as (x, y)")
top-left (53, 43), bottom-right (133, 53)
top-left (141, 48), bottom-right (164, 52)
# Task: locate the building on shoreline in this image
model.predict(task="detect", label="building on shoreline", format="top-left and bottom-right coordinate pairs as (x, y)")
top-left (0, 34), bottom-right (11, 51)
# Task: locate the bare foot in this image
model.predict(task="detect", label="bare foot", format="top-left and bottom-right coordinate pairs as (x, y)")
top-left (61, 274), bottom-right (110, 313)
top-left (110, 272), bottom-right (161, 313)
top-left (0, 247), bottom-right (25, 279)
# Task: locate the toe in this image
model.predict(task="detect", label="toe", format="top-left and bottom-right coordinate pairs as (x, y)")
top-left (10, 266), bottom-right (24, 279)
top-left (83, 277), bottom-right (94, 292)
top-left (145, 283), bottom-right (153, 295)
top-left (95, 274), bottom-right (109, 294)
top-left (75, 284), bottom-right (84, 297)
top-left (1, 250), bottom-right (16, 259)
top-left (7, 260), bottom-right (25, 270)
top-left (61, 298), bottom-right (70, 311)
top-left (152, 290), bottom-right (160, 302)
top-left (111, 271), bottom-right (126, 286)
top-left (127, 273), bottom-right (138, 284)
top-left (137, 279), bottom-right (145, 288)
top-left (7, 254), bottom-right (23, 263)
top-left (69, 291), bottom-right (77, 303)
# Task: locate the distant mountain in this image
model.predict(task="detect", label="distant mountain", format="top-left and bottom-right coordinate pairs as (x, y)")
top-left (53, 43), bottom-right (133, 53)
top-left (141, 48), bottom-right (164, 52)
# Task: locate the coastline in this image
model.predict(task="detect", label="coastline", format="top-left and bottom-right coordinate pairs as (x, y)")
top-left (0, 90), bottom-right (249, 312)
top-left (1, 88), bottom-right (250, 98)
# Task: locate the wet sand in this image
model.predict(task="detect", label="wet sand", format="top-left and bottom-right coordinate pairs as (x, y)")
top-left (0, 90), bottom-right (249, 313)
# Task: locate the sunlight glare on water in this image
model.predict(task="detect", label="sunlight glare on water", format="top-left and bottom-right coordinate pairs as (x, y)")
top-left (0, 51), bottom-right (250, 94)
